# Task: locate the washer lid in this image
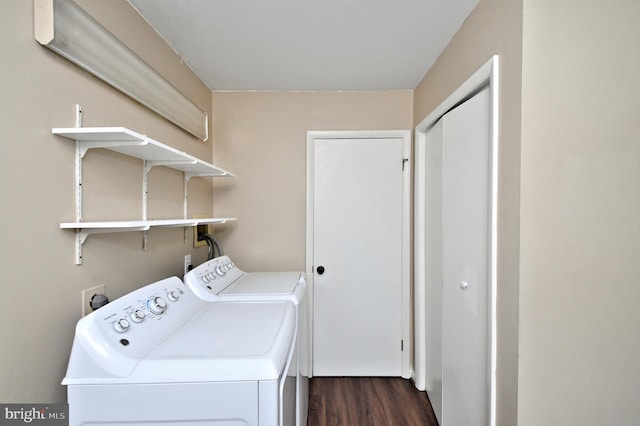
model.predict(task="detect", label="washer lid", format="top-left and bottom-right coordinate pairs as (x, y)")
top-left (68, 301), bottom-right (296, 385)
top-left (139, 301), bottom-right (295, 382)
top-left (221, 272), bottom-right (304, 297)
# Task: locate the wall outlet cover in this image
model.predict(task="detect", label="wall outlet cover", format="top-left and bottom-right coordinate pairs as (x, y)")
top-left (184, 254), bottom-right (192, 275)
top-left (193, 223), bottom-right (211, 248)
top-left (82, 284), bottom-right (106, 317)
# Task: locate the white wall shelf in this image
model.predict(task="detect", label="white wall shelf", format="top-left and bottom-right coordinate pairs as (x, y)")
top-left (54, 126), bottom-right (235, 264)
top-left (60, 218), bottom-right (235, 245)
top-left (52, 127), bottom-right (234, 177)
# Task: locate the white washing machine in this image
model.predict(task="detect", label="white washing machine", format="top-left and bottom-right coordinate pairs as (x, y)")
top-left (62, 276), bottom-right (297, 426)
top-left (183, 256), bottom-right (309, 426)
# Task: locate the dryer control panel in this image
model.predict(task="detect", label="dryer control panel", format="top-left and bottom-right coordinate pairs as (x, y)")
top-left (184, 255), bottom-right (245, 301)
top-left (63, 276), bottom-right (207, 383)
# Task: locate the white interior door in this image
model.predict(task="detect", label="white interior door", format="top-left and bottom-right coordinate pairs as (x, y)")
top-left (441, 86), bottom-right (490, 425)
top-left (310, 134), bottom-right (407, 377)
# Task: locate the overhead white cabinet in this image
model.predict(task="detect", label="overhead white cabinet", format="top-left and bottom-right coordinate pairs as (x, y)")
top-left (53, 126), bottom-right (235, 264)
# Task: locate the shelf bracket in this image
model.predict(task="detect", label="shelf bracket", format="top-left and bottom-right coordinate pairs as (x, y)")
top-left (142, 160), bottom-right (149, 221)
top-left (143, 160), bottom-right (150, 250)
top-left (77, 140), bottom-right (147, 159)
top-left (75, 141), bottom-right (83, 225)
top-left (146, 160), bottom-right (197, 173)
top-left (185, 171), bottom-right (230, 182)
top-left (75, 104), bottom-right (83, 127)
top-left (183, 171), bottom-right (232, 241)
top-left (74, 226), bottom-right (150, 265)
top-left (75, 229), bottom-right (86, 265)
top-left (184, 174), bottom-right (189, 242)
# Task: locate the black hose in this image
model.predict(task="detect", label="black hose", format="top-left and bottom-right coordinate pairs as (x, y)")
top-left (201, 233), bottom-right (223, 260)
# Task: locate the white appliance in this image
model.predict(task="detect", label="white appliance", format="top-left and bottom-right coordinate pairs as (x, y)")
top-left (62, 276), bottom-right (297, 426)
top-left (184, 256), bottom-right (309, 426)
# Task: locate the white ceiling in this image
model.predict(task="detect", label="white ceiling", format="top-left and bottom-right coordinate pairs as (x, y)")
top-left (128, 0), bottom-right (479, 91)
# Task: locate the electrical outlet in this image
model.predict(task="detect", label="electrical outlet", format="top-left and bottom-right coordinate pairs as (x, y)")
top-left (184, 254), bottom-right (192, 275)
top-left (82, 284), bottom-right (106, 317)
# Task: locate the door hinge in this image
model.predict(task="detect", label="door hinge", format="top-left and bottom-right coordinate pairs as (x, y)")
top-left (402, 158), bottom-right (409, 171)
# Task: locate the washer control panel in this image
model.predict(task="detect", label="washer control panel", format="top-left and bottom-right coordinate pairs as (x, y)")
top-left (184, 255), bottom-right (245, 301)
top-left (65, 276), bottom-right (207, 380)
top-left (104, 285), bottom-right (181, 334)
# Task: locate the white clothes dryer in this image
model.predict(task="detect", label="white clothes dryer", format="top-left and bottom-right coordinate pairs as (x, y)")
top-left (184, 256), bottom-right (309, 426)
top-left (63, 276), bottom-right (297, 426)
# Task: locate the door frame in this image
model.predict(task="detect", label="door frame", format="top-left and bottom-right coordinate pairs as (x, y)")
top-left (414, 55), bottom-right (499, 425)
top-left (306, 130), bottom-right (412, 379)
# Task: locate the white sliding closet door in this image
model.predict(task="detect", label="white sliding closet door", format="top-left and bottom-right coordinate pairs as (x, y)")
top-left (415, 57), bottom-right (498, 426)
top-left (423, 118), bottom-right (444, 419)
top-left (441, 86), bottom-right (490, 426)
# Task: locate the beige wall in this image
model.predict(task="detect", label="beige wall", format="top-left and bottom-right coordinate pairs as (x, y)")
top-left (211, 91), bottom-right (413, 271)
top-left (0, 0), bottom-right (214, 402)
top-left (519, 0), bottom-right (640, 424)
top-left (413, 0), bottom-right (523, 424)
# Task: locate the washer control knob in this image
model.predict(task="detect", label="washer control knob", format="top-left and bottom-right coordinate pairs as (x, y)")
top-left (202, 274), bottom-right (210, 283)
top-left (148, 296), bottom-right (167, 315)
top-left (130, 309), bottom-right (145, 323)
top-left (167, 290), bottom-right (179, 302)
top-left (215, 266), bottom-right (226, 276)
top-left (113, 318), bottom-right (131, 333)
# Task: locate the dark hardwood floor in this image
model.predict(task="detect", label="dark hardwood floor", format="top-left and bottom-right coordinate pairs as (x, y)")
top-left (307, 377), bottom-right (439, 426)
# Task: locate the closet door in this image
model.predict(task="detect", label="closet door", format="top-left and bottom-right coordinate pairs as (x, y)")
top-left (423, 118), bottom-right (444, 420)
top-left (441, 86), bottom-right (490, 426)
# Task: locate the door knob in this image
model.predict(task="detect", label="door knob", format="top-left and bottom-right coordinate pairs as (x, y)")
top-left (316, 265), bottom-right (325, 275)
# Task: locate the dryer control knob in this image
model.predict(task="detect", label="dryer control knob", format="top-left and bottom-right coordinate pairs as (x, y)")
top-left (167, 290), bottom-right (179, 302)
top-left (130, 309), bottom-right (145, 323)
top-left (113, 318), bottom-right (131, 333)
top-left (148, 297), bottom-right (167, 315)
